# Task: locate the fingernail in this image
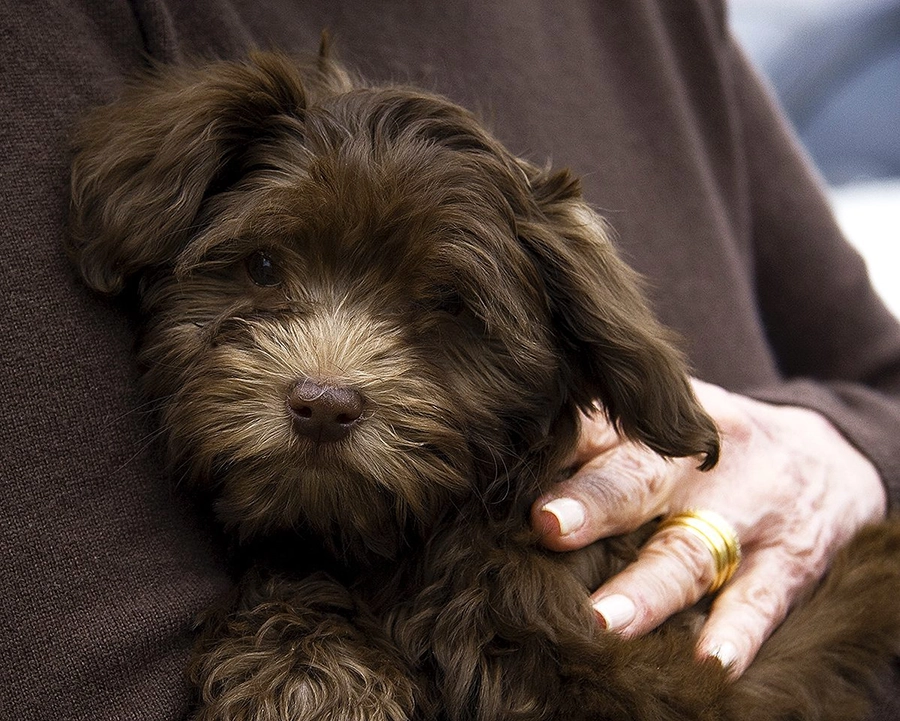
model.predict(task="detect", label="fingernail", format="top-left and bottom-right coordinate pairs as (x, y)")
top-left (541, 498), bottom-right (585, 536)
top-left (707, 642), bottom-right (738, 669)
top-left (592, 595), bottom-right (636, 631)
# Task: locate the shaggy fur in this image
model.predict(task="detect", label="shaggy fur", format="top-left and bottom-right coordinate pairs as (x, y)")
top-left (68, 50), bottom-right (900, 721)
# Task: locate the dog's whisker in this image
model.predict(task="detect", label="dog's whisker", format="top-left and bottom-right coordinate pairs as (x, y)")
top-left (98, 394), bottom-right (169, 428)
top-left (107, 424), bottom-right (170, 475)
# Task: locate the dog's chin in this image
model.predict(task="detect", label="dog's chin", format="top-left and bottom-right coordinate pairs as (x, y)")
top-left (210, 428), bottom-right (474, 558)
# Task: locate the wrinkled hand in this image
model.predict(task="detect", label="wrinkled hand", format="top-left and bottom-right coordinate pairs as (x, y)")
top-left (532, 379), bottom-right (886, 677)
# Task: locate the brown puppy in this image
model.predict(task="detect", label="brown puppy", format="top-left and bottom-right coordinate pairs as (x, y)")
top-left (68, 50), bottom-right (900, 721)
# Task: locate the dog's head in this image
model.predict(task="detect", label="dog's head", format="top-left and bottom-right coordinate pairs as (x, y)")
top-left (68, 52), bottom-right (718, 558)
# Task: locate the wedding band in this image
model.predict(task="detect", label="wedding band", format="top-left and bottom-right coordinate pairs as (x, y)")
top-left (655, 509), bottom-right (742, 594)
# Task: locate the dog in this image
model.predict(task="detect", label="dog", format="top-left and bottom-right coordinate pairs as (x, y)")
top-left (67, 49), bottom-right (900, 721)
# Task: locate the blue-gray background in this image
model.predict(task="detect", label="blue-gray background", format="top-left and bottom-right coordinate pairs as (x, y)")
top-left (730, 0), bottom-right (900, 313)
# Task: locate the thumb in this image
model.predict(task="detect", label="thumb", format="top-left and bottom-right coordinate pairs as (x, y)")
top-left (532, 442), bottom-right (680, 551)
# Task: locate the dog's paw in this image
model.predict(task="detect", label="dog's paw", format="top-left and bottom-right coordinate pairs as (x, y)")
top-left (192, 660), bottom-right (414, 721)
top-left (190, 576), bottom-right (417, 721)
top-left (191, 630), bottom-right (416, 721)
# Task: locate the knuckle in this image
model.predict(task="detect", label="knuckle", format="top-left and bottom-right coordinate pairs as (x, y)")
top-left (613, 446), bottom-right (672, 499)
top-left (578, 447), bottom-right (670, 511)
top-left (720, 582), bottom-right (790, 638)
top-left (644, 529), bottom-right (716, 592)
top-left (743, 584), bottom-right (788, 628)
top-left (772, 544), bottom-right (825, 590)
top-left (567, 468), bottom-right (632, 514)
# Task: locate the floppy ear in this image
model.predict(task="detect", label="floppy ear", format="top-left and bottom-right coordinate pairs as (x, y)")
top-left (67, 51), bottom-right (352, 294)
top-left (518, 165), bottom-right (719, 469)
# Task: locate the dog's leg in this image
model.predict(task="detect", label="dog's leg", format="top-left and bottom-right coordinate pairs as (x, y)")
top-left (726, 518), bottom-right (900, 721)
top-left (189, 571), bottom-right (418, 721)
top-left (392, 527), bottom-right (730, 721)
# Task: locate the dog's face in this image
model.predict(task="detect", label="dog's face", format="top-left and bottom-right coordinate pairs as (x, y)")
top-left (68, 53), bottom-right (718, 558)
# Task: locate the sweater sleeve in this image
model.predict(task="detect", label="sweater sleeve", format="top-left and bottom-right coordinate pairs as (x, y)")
top-left (726, 36), bottom-right (900, 507)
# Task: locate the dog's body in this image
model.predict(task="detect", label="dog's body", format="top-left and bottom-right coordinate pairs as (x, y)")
top-left (68, 52), bottom-right (900, 721)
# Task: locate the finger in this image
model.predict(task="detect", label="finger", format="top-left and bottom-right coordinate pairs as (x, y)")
top-left (569, 411), bottom-right (621, 467)
top-left (589, 522), bottom-right (719, 635)
top-left (533, 444), bottom-right (680, 551)
top-left (696, 549), bottom-right (808, 678)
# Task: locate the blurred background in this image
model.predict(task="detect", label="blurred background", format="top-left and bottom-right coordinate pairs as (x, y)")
top-left (729, 0), bottom-right (900, 314)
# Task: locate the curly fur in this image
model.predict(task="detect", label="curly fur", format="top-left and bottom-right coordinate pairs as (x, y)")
top-left (68, 50), bottom-right (900, 720)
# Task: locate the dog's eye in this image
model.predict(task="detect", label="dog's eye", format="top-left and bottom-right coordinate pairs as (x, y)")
top-left (435, 286), bottom-right (465, 316)
top-left (246, 251), bottom-right (281, 287)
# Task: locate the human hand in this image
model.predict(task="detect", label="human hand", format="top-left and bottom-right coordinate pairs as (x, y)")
top-left (532, 379), bottom-right (887, 676)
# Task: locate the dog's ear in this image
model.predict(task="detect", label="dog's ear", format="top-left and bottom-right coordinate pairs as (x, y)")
top-left (517, 164), bottom-right (719, 469)
top-left (67, 52), bottom-right (352, 294)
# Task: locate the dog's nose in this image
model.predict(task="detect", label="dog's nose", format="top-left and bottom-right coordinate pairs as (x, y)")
top-left (287, 378), bottom-right (365, 443)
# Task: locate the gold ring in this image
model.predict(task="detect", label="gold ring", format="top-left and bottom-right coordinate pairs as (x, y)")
top-left (655, 509), bottom-right (742, 594)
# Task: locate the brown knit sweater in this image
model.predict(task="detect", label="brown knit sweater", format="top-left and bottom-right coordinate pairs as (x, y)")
top-left (1, 0), bottom-right (898, 718)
